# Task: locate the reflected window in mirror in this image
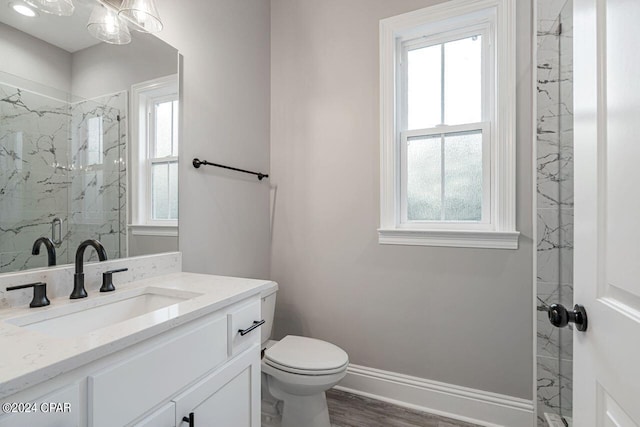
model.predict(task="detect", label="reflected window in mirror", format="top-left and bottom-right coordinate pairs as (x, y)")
top-left (131, 75), bottom-right (179, 230)
top-left (150, 97), bottom-right (178, 221)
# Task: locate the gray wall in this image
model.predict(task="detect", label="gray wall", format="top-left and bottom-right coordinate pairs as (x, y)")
top-left (70, 32), bottom-right (177, 99)
top-left (0, 22), bottom-right (176, 100)
top-left (270, 0), bottom-right (534, 400)
top-left (0, 22), bottom-right (71, 96)
top-left (127, 234), bottom-right (178, 257)
top-left (129, 234), bottom-right (179, 257)
top-left (155, 0), bottom-right (271, 278)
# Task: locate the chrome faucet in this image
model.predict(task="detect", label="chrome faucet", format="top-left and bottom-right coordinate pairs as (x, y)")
top-left (32, 237), bottom-right (56, 266)
top-left (71, 239), bottom-right (108, 299)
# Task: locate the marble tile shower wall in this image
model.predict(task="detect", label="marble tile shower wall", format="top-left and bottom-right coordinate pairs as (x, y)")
top-left (69, 92), bottom-right (127, 262)
top-left (536, 0), bottom-right (574, 425)
top-left (0, 83), bottom-right (126, 273)
top-left (0, 84), bottom-right (71, 272)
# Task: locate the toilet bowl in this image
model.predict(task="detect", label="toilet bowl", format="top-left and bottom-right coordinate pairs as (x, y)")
top-left (260, 286), bottom-right (349, 427)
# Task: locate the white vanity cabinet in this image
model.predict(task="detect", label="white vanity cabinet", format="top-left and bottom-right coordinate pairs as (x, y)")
top-left (89, 314), bottom-right (229, 427)
top-left (133, 402), bottom-right (176, 427)
top-left (130, 348), bottom-right (261, 427)
top-left (0, 385), bottom-right (80, 427)
top-left (0, 295), bottom-right (264, 427)
top-left (173, 346), bottom-right (261, 426)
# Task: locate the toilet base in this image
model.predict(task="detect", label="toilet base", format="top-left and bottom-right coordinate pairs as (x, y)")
top-left (261, 396), bottom-right (282, 427)
top-left (269, 387), bottom-right (331, 427)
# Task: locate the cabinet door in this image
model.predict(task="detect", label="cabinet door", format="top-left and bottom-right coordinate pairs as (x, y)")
top-left (0, 384), bottom-right (79, 427)
top-left (174, 346), bottom-right (261, 427)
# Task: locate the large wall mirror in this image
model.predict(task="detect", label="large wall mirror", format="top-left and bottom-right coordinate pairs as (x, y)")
top-left (0, 0), bottom-right (179, 274)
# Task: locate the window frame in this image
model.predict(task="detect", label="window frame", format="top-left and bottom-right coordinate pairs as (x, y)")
top-left (399, 25), bottom-right (492, 228)
top-left (147, 95), bottom-right (179, 224)
top-left (130, 74), bottom-right (179, 235)
top-left (379, 0), bottom-right (519, 249)
top-left (399, 124), bottom-right (492, 229)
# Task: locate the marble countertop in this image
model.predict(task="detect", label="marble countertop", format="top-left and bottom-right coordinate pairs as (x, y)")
top-left (0, 272), bottom-right (276, 399)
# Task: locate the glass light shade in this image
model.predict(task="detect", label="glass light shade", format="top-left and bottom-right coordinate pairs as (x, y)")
top-left (23, 0), bottom-right (74, 16)
top-left (10, 3), bottom-right (38, 17)
top-left (118, 0), bottom-right (162, 33)
top-left (87, 4), bottom-right (131, 45)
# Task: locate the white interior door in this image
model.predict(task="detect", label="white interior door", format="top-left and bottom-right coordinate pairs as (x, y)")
top-left (574, 0), bottom-right (640, 425)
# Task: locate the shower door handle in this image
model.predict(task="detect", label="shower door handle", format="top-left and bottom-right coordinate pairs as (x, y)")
top-left (548, 303), bottom-right (588, 332)
top-left (51, 218), bottom-right (62, 246)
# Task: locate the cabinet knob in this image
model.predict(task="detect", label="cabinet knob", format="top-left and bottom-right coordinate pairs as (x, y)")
top-left (182, 412), bottom-right (195, 426)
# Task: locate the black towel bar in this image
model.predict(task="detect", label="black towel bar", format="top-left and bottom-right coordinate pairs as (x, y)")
top-left (192, 158), bottom-right (269, 181)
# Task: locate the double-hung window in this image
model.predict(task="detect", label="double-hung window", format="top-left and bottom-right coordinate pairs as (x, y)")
top-left (379, 0), bottom-right (519, 249)
top-left (148, 97), bottom-right (179, 222)
top-left (130, 75), bottom-right (179, 235)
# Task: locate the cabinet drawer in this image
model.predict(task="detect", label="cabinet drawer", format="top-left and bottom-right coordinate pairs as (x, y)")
top-left (89, 315), bottom-right (227, 427)
top-left (130, 402), bottom-right (175, 427)
top-left (227, 300), bottom-right (261, 356)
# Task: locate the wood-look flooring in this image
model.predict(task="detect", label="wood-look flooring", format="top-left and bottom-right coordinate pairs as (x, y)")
top-left (326, 389), bottom-right (481, 427)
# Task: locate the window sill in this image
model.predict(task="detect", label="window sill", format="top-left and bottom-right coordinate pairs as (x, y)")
top-left (378, 228), bottom-right (520, 249)
top-left (129, 224), bottom-right (178, 237)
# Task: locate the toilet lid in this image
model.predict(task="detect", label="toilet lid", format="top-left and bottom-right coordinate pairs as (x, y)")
top-left (264, 336), bottom-right (349, 374)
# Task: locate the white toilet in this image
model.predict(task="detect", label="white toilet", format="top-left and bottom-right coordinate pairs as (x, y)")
top-left (260, 286), bottom-right (349, 427)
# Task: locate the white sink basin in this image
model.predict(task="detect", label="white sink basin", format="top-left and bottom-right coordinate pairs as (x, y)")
top-left (6, 287), bottom-right (202, 338)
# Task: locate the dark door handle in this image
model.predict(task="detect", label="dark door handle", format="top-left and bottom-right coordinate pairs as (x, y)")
top-left (182, 412), bottom-right (194, 426)
top-left (548, 304), bottom-right (588, 332)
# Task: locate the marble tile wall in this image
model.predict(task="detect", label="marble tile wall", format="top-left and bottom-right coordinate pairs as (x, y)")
top-left (69, 92), bottom-right (127, 262)
top-left (0, 83), bottom-right (127, 273)
top-left (0, 84), bottom-right (72, 272)
top-left (536, 0), bottom-right (574, 425)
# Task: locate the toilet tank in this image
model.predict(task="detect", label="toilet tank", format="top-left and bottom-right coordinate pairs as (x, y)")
top-left (260, 283), bottom-right (278, 346)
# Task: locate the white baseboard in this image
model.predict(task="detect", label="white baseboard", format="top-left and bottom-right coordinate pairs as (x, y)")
top-left (334, 364), bottom-right (534, 427)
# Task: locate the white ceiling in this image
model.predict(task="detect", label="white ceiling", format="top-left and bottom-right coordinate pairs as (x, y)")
top-left (0, 0), bottom-right (102, 53)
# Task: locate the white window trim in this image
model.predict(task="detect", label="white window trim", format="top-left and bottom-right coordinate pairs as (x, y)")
top-left (379, 0), bottom-right (519, 249)
top-left (128, 224), bottom-right (178, 237)
top-left (130, 74), bottom-right (179, 235)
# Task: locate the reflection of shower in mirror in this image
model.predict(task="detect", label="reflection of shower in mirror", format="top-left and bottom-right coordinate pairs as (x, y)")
top-left (0, 6), bottom-right (179, 274)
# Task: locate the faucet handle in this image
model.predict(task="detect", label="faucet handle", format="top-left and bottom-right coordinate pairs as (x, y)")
top-left (100, 268), bottom-right (128, 293)
top-left (6, 282), bottom-right (50, 308)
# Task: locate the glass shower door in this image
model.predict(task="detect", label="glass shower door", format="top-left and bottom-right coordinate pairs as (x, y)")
top-left (68, 92), bottom-right (127, 262)
top-left (536, 0), bottom-right (574, 425)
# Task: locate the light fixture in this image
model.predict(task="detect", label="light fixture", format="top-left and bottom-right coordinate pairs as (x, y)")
top-left (118, 0), bottom-right (162, 33)
top-left (87, 3), bottom-right (131, 45)
top-left (9, 2), bottom-right (38, 17)
top-left (23, 0), bottom-right (74, 16)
